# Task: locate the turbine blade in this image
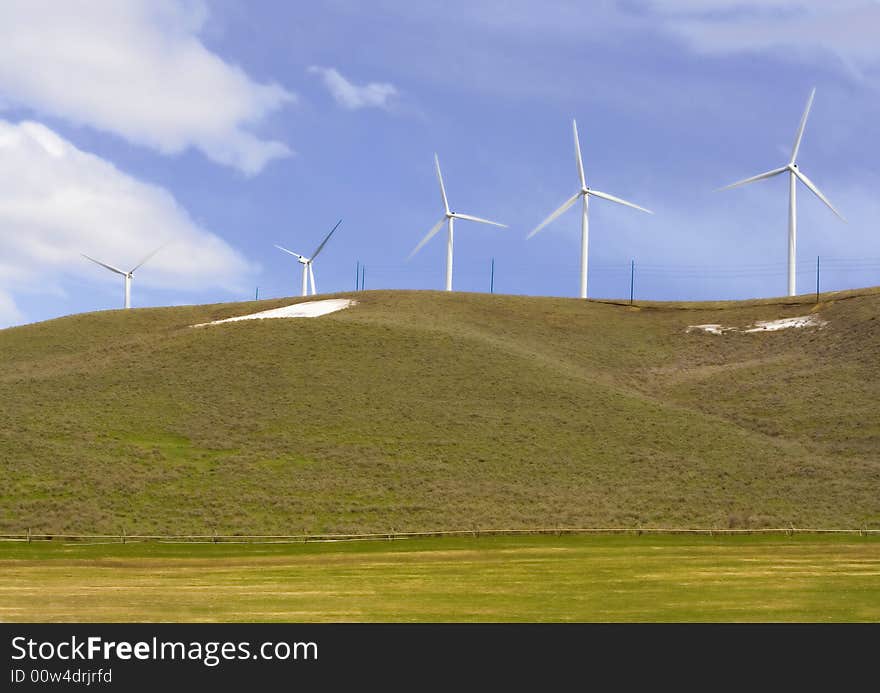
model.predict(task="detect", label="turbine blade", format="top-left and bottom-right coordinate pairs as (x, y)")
top-left (310, 219), bottom-right (342, 261)
top-left (129, 242), bottom-right (167, 273)
top-left (275, 244), bottom-right (305, 259)
top-left (793, 168), bottom-right (846, 221)
top-left (715, 166), bottom-right (787, 192)
top-left (790, 87), bottom-right (816, 164)
top-left (526, 191), bottom-right (582, 239)
top-left (435, 153), bottom-right (450, 214)
top-left (81, 254), bottom-right (127, 276)
top-left (407, 217), bottom-right (446, 260)
top-left (451, 212), bottom-right (507, 228)
top-left (309, 263), bottom-right (317, 295)
top-left (573, 119), bottom-right (586, 189)
top-left (587, 189), bottom-right (653, 214)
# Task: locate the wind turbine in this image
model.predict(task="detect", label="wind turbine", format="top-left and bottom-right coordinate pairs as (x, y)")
top-left (528, 120), bottom-right (652, 299)
top-left (718, 87), bottom-right (845, 297)
top-left (275, 219), bottom-right (342, 297)
top-left (408, 154), bottom-right (507, 292)
top-left (81, 244), bottom-right (166, 309)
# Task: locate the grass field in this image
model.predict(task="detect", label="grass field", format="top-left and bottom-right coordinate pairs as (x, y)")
top-left (1, 288), bottom-right (879, 534)
top-left (2, 535), bottom-right (879, 622)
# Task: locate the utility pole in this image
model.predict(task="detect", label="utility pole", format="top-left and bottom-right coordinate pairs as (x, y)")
top-left (630, 260), bottom-right (635, 305)
top-left (490, 257), bottom-right (495, 294)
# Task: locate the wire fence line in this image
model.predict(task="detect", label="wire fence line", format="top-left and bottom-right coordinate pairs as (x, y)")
top-left (2, 526), bottom-right (878, 545)
top-left (254, 256), bottom-right (880, 301)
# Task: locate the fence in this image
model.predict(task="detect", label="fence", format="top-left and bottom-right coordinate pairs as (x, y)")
top-left (1, 526), bottom-right (877, 545)
top-left (254, 255), bottom-right (880, 304)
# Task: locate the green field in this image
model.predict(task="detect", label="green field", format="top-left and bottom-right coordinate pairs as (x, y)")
top-left (1, 288), bottom-right (879, 534)
top-left (2, 535), bottom-right (878, 622)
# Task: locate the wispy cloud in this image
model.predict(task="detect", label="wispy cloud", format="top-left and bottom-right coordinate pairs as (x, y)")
top-left (0, 120), bottom-right (256, 327)
top-left (0, 0), bottom-right (294, 175)
top-left (0, 290), bottom-right (22, 326)
top-left (643, 1), bottom-right (880, 78)
top-left (308, 66), bottom-right (398, 110)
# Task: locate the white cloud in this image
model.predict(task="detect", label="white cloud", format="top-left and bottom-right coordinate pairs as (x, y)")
top-left (0, 120), bottom-right (256, 327)
top-left (0, 0), bottom-right (294, 175)
top-left (308, 66), bottom-right (398, 110)
top-left (0, 291), bottom-right (23, 327)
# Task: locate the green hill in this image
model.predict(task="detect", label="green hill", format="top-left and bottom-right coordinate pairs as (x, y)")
top-left (1, 288), bottom-right (878, 534)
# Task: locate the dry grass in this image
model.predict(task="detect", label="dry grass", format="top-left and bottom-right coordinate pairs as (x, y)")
top-left (1, 535), bottom-right (878, 622)
top-left (0, 288), bottom-right (878, 534)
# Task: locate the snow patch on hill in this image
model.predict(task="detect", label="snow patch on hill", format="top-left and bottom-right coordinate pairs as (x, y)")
top-left (687, 314), bottom-right (827, 335)
top-left (194, 299), bottom-right (355, 326)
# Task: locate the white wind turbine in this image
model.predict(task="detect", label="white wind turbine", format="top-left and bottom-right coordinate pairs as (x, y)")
top-left (81, 244), bottom-right (166, 309)
top-left (528, 120), bottom-right (652, 299)
top-left (718, 87), bottom-right (845, 297)
top-left (408, 154), bottom-right (507, 291)
top-left (275, 219), bottom-right (342, 297)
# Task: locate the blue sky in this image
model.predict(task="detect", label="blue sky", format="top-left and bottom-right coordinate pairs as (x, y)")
top-left (1, 0), bottom-right (880, 327)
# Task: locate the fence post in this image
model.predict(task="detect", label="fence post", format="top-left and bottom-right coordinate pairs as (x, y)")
top-left (27, 527), bottom-right (31, 543)
top-left (121, 527), bottom-right (126, 545)
top-left (630, 259), bottom-right (635, 305)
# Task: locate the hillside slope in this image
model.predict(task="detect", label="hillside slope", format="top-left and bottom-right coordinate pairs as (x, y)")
top-left (1, 289), bottom-right (878, 533)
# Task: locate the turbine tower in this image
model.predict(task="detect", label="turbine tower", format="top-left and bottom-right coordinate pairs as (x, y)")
top-left (718, 87), bottom-right (845, 296)
top-left (276, 219), bottom-right (342, 297)
top-left (528, 120), bottom-right (652, 299)
top-left (408, 154), bottom-right (506, 292)
top-left (81, 244), bottom-right (166, 309)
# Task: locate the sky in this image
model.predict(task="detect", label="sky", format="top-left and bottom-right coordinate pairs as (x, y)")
top-left (1, 0), bottom-right (880, 328)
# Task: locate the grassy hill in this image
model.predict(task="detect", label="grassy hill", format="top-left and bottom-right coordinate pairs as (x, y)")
top-left (1, 288), bottom-right (878, 534)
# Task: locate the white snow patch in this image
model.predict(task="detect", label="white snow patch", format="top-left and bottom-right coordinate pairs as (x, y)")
top-left (686, 314), bottom-right (827, 335)
top-left (686, 324), bottom-right (729, 335)
top-left (743, 315), bottom-right (827, 332)
top-left (194, 299), bottom-right (355, 327)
